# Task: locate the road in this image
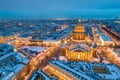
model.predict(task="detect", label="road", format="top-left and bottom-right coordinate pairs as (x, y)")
top-left (99, 47), bottom-right (120, 67)
top-left (12, 44), bottom-right (61, 80)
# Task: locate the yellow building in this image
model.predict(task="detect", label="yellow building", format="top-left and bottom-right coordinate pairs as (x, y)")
top-left (0, 36), bottom-right (4, 43)
top-left (64, 19), bottom-right (96, 61)
top-left (66, 45), bottom-right (94, 61)
top-left (73, 19), bottom-right (86, 40)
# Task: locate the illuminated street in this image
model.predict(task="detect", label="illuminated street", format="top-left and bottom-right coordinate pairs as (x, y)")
top-left (0, 0), bottom-right (120, 80)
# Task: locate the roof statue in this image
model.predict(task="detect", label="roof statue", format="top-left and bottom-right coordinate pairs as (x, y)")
top-left (78, 19), bottom-right (81, 23)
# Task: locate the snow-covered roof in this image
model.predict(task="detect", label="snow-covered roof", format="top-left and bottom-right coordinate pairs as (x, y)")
top-left (50, 60), bottom-right (94, 80)
top-left (0, 44), bottom-right (13, 55)
top-left (30, 70), bottom-right (51, 80)
top-left (0, 52), bottom-right (13, 61)
top-left (49, 60), bottom-right (120, 80)
top-left (13, 64), bottom-right (25, 74)
top-left (21, 46), bottom-right (46, 53)
top-left (69, 43), bottom-right (89, 52)
top-left (100, 34), bottom-right (112, 41)
top-left (0, 71), bottom-right (15, 80)
top-left (0, 44), bottom-right (29, 80)
top-left (12, 52), bottom-right (29, 64)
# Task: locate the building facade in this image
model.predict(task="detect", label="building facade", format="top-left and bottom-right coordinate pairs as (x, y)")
top-left (65, 20), bottom-right (96, 61)
top-left (66, 44), bottom-right (96, 61)
top-left (48, 60), bottom-right (120, 80)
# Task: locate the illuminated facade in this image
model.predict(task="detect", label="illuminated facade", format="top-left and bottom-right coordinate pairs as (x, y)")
top-left (65, 19), bottom-right (96, 61)
top-left (73, 19), bottom-right (86, 40)
top-left (66, 44), bottom-right (96, 61)
top-left (66, 50), bottom-right (92, 61)
top-left (0, 36), bottom-right (4, 43)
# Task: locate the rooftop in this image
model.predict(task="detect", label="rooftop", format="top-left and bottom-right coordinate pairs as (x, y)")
top-left (29, 69), bottom-right (58, 80)
top-left (0, 44), bottom-right (29, 80)
top-left (49, 60), bottom-right (120, 80)
top-left (100, 34), bottom-right (112, 41)
top-left (69, 43), bottom-right (89, 52)
top-left (19, 46), bottom-right (47, 58)
top-left (0, 44), bottom-right (14, 56)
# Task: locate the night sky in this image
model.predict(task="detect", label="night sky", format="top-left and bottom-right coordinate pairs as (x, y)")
top-left (0, 0), bottom-right (120, 18)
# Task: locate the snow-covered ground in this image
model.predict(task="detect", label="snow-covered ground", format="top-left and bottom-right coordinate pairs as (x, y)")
top-left (21, 46), bottom-right (46, 53)
top-left (20, 46), bottom-right (47, 58)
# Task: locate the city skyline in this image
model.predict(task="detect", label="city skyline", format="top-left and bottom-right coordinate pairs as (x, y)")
top-left (0, 0), bottom-right (120, 18)
top-left (0, 0), bottom-right (120, 80)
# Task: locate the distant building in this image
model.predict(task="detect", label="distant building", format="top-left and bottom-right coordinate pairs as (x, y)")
top-left (30, 28), bottom-right (72, 47)
top-left (0, 44), bottom-right (29, 80)
top-left (48, 60), bottom-right (120, 80)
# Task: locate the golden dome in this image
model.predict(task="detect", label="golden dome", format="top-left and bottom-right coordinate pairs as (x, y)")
top-left (75, 24), bottom-right (85, 29)
top-left (73, 19), bottom-right (85, 33)
top-left (72, 19), bottom-right (86, 41)
top-left (73, 24), bottom-right (85, 33)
